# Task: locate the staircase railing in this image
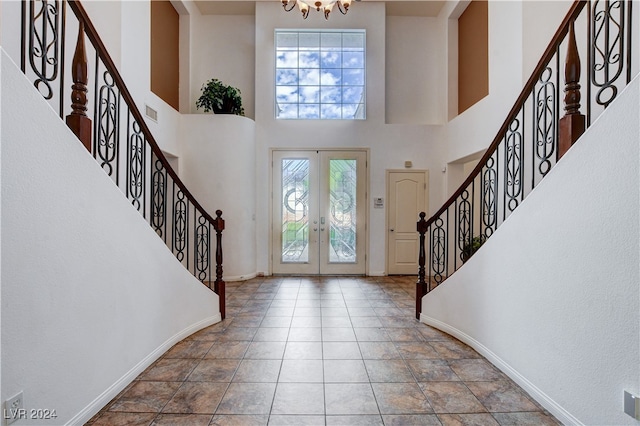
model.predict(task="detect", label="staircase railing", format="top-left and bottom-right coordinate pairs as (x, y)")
top-left (14, 0), bottom-right (226, 318)
top-left (416, 0), bottom-right (637, 318)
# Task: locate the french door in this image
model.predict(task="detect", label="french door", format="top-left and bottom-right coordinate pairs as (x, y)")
top-left (272, 150), bottom-right (367, 275)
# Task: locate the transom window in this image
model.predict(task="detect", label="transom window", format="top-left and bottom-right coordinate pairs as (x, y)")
top-left (275, 29), bottom-right (366, 120)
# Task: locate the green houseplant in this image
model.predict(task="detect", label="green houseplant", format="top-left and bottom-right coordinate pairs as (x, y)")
top-left (462, 235), bottom-right (486, 263)
top-left (196, 78), bottom-right (245, 116)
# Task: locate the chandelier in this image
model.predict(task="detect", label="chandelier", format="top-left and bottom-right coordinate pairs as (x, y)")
top-left (282, 0), bottom-right (354, 20)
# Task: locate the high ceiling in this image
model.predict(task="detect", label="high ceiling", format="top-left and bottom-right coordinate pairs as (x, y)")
top-left (193, 1), bottom-right (446, 17)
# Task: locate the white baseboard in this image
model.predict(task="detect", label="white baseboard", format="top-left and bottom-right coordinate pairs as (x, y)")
top-left (68, 314), bottom-right (222, 425)
top-left (224, 272), bottom-right (258, 282)
top-left (367, 271), bottom-right (386, 276)
top-left (420, 314), bottom-right (582, 426)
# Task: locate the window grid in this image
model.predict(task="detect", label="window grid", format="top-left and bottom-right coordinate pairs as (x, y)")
top-left (276, 30), bottom-right (366, 120)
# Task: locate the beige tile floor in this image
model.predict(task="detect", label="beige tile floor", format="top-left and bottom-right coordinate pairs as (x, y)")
top-left (87, 276), bottom-right (560, 425)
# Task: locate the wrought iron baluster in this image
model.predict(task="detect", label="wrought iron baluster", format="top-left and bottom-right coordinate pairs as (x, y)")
top-left (535, 67), bottom-right (557, 176)
top-left (625, 0), bottom-right (632, 84)
top-left (127, 114), bottom-right (146, 213)
top-left (195, 213), bottom-right (210, 282)
top-left (21, 1), bottom-right (27, 72)
top-left (151, 154), bottom-right (167, 239)
top-left (28, 0), bottom-right (61, 101)
top-left (591, 0), bottom-right (626, 108)
top-left (457, 192), bottom-right (471, 264)
top-left (482, 155), bottom-right (497, 238)
top-left (173, 188), bottom-right (188, 263)
top-left (432, 216), bottom-right (446, 285)
top-left (95, 70), bottom-right (119, 174)
top-left (504, 117), bottom-right (523, 215)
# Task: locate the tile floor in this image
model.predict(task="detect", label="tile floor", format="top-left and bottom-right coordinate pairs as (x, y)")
top-left (87, 276), bottom-right (560, 425)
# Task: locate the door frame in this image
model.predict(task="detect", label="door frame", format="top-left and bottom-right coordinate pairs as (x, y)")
top-left (385, 169), bottom-right (429, 275)
top-left (269, 148), bottom-right (370, 276)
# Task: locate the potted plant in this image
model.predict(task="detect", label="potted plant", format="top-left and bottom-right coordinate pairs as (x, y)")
top-left (462, 235), bottom-right (486, 263)
top-left (196, 78), bottom-right (245, 116)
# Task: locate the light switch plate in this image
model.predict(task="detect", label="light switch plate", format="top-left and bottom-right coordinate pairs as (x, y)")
top-left (624, 390), bottom-right (640, 420)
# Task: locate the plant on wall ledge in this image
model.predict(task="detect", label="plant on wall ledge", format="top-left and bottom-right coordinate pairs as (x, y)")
top-left (462, 235), bottom-right (486, 263)
top-left (196, 78), bottom-right (245, 116)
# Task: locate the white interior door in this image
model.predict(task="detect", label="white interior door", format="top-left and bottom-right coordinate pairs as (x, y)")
top-left (272, 150), bottom-right (367, 275)
top-left (387, 170), bottom-right (428, 275)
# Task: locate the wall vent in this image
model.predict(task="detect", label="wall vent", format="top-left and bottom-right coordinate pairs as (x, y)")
top-left (145, 105), bottom-right (158, 122)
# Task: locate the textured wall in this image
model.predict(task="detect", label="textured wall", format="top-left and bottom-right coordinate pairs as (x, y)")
top-left (1, 50), bottom-right (220, 425)
top-left (422, 77), bottom-right (640, 425)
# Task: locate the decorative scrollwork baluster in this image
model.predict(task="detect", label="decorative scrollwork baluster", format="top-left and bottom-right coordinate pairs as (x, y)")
top-left (505, 118), bottom-right (523, 213)
top-left (535, 67), bottom-right (556, 175)
top-left (174, 189), bottom-right (188, 262)
top-left (482, 156), bottom-right (497, 238)
top-left (195, 214), bottom-right (210, 282)
top-left (591, 0), bottom-right (626, 108)
top-left (127, 118), bottom-right (146, 212)
top-left (151, 156), bottom-right (167, 238)
top-left (96, 71), bottom-right (119, 175)
top-left (431, 217), bottom-right (446, 285)
top-left (457, 191), bottom-right (472, 263)
top-left (28, 0), bottom-right (61, 100)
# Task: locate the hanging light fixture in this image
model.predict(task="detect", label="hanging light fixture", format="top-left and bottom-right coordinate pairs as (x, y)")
top-left (281, 0), bottom-right (354, 20)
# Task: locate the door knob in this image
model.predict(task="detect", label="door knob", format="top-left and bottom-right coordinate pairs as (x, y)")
top-left (321, 227), bottom-right (325, 231)
top-left (313, 228), bottom-right (318, 231)
top-left (390, 229), bottom-right (395, 232)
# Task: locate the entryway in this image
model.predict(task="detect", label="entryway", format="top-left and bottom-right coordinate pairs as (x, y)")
top-left (271, 150), bottom-right (367, 275)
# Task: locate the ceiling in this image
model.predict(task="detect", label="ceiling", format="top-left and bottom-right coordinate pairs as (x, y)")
top-left (193, 1), bottom-right (446, 17)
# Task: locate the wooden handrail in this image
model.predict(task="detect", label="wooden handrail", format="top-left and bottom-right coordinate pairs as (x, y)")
top-left (66, 0), bottom-right (218, 226)
top-left (423, 0), bottom-right (587, 229)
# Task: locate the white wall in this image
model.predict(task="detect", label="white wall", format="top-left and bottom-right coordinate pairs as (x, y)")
top-left (117, 1), bottom-right (183, 157)
top-left (386, 15), bottom-right (442, 125)
top-left (421, 77), bottom-right (640, 425)
top-left (522, 1), bottom-right (572, 81)
top-left (444, 0), bottom-right (524, 166)
top-left (442, 1), bottom-right (575, 197)
top-left (180, 114), bottom-right (257, 280)
top-left (1, 50), bottom-right (221, 425)
top-left (83, 0), bottom-right (122, 68)
top-left (250, 2), bottom-right (447, 276)
top-left (188, 13), bottom-right (256, 118)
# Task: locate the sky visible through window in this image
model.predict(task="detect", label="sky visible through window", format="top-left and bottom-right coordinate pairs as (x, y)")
top-left (276, 30), bottom-right (365, 120)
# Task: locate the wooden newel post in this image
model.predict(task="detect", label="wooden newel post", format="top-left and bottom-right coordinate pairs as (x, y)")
top-left (212, 210), bottom-right (226, 320)
top-left (66, 20), bottom-right (92, 152)
top-left (558, 21), bottom-right (585, 160)
top-left (416, 212), bottom-right (428, 320)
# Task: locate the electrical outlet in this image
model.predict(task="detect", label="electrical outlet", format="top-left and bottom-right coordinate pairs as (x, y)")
top-left (4, 391), bottom-right (24, 425)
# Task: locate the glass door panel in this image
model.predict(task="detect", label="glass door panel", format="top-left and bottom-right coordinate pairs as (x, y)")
top-left (272, 150), bottom-right (366, 275)
top-left (281, 159), bottom-right (310, 263)
top-left (329, 159), bottom-right (357, 263)
top-left (319, 151), bottom-right (366, 275)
